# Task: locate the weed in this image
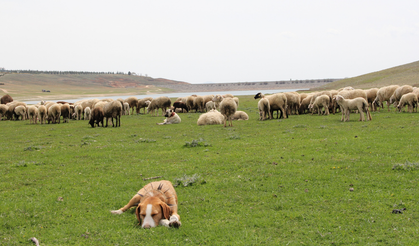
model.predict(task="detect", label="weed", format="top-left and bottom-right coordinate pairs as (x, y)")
top-left (23, 146), bottom-right (42, 151)
top-left (293, 124), bottom-right (307, 128)
top-left (392, 161), bottom-right (419, 171)
top-left (184, 138), bottom-right (211, 147)
top-left (173, 174), bottom-right (205, 187)
top-left (135, 138), bottom-right (156, 143)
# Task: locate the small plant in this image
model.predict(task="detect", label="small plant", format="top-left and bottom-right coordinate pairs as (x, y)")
top-left (392, 161), bottom-right (419, 171)
top-left (184, 138), bottom-right (210, 147)
top-left (293, 124), bottom-right (307, 128)
top-left (24, 146), bottom-right (42, 151)
top-left (135, 138), bottom-right (156, 143)
top-left (228, 134), bottom-right (241, 140)
top-left (173, 174), bottom-right (205, 187)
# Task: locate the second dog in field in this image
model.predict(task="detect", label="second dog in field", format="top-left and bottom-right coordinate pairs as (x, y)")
top-left (156, 109), bottom-right (181, 125)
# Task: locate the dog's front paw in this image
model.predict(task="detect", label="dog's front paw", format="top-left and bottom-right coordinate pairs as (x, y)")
top-left (169, 220), bottom-right (181, 228)
top-left (111, 210), bottom-right (123, 215)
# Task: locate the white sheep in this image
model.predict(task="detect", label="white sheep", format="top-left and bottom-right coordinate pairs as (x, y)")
top-left (84, 107), bottom-right (92, 120)
top-left (212, 94), bottom-right (224, 109)
top-left (47, 104), bottom-right (61, 124)
top-left (147, 96), bottom-right (171, 116)
top-left (197, 109), bottom-right (224, 125)
top-left (103, 101), bottom-right (122, 127)
top-left (258, 98), bottom-right (271, 120)
top-left (124, 96), bottom-right (138, 115)
top-left (123, 102), bottom-right (130, 115)
top-left (335, 95), bottom-right (372, 122)
top-left (27, 105), bottom-right (38, 124)
top-left (231, 111), bottom-right (249, 121)
top-left (373, 85), bottom-right (399, 111)
top-left (219, 97), bottom-right (237, 127)
top-left (0, 104), bottom-right (9, 121)
top-left (14, 105), bottom-right (27, 120)
top-left (193, 96), bottom-right (205, 112)
top-left (309, 95), bottom-right (330, 115)
top-left (74, 104), bottom-right (83, 120)
top-left (137, 97), bottom-right (153, 114)
top-left (254, 93), bottom-right (287, 119)
top-left (37, 105), bottom-right (47, 124)
top-left (390, 85), bottom-right (413, 107)
top-left (396, 93), bottom-right (418, 113)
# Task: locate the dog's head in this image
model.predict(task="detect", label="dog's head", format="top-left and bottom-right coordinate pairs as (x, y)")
top-left (135, 197), bottom-right (171, 229)
top-left (164, 109), bottom-right (175, 118)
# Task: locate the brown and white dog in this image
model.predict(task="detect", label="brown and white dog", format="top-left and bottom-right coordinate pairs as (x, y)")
top-left (111, 180), bottom-right (181, 228)
top-left (156, 109), bottom-right (181, 125)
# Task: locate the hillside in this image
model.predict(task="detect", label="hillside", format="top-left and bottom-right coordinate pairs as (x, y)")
top-left (0, 73), bottom-right (187, 101)
top-left (315, 60), bottom-right (419, 90)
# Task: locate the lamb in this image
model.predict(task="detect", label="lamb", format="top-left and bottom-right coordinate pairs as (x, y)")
top-left (74, 104), bottom-right (83, 120)
top-left (124, 96), bottom-right (138, 115)
top-left (84, 107), bottom-right (92, 120)
top-left (37, 105), bottom-right (47, 124)
top-left (205, 101), bottom-right (216, 112)
top-left (123, 102), bottom-right (130, 115)
top-left (299, 94), bottom-right (313, 114)
top-left (396, 93), bottom-right (418, 113)
top-left (89, 107), bottom-right (104, 128)
top-left (147, 96), bottom-right (171, 116)
top-left (14, 105), bottom-right (27, 120)
top-left (390, 85), bottom-right (413, 107)
top-left (103, 101), bottom-right (122, 127)
top-left (47, 104), bottom-right (61, 124)
top-left (173, 101), bottom-right (188, 113)
top-left (136, 97), bottom-right (153, 114)
top-left (335, 89), bottom-right (367, 119)
top-left (309, 95), bottom-right (330, 115)
top-left (219, 97), bottom-right (237, 127)
top-left (254, 92), bottom-right (287, 119)
top-left (197, 109), bottom-right (224, 125)
top-left (212, 94), bottom-right (224, 109)
top-left (231, 111), bottom-right (249, 120)
top-left (27, 105), bottom-right (38, 124)
top-left (60, 104), bottom-right (71, 123)
top-left (335, 95), bottom-right (372, 122)
top-left (1, 94), bottom-right (13, 104)
top-left (373, 85), bottom-right (399, 111)
top-left (258, 98), bottom-right (271, 120)
top-left (0, 104), bottom-right (8, 120)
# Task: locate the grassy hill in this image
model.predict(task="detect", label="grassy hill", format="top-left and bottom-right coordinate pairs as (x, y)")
top-left (315, 60), bottom-right (419, 90)
top-left (0, 73), bottom-right (187, 101)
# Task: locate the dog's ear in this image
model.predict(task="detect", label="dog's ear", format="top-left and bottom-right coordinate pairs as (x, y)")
top-left (135, 204), bottom-right (142, 225)
top-left (160, 203), bottom-right (171, 220)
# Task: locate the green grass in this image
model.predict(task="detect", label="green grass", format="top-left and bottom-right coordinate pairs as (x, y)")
top-left (1, 96), bottom-right (419, 245)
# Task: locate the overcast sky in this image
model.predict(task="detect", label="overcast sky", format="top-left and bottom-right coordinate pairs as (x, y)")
top-left (1, 0), bottom-right (418, 83)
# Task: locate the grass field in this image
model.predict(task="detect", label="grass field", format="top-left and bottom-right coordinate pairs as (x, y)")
top-left (1, 95), bottom-right (419, 245)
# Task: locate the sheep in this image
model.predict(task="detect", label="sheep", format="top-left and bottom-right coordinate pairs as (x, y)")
top-left (197, 109), bottom-right (224, 125)
top-left (173, 101), bottom-right (189, 113)
top-left (193, 96), bottom-right (205, 112)
top-left (0, 104), bottom-right (8, 120)
top-left (212, 94), bottom-right (224, 109)
top-left (309, 95), bottom-right (330, 115)
top-left (203, 95), bottom-right (214, 106)
top-left (186, 95), bottom-right (197, 111)
top-left (123, 102), bottom-right (130, 115)
top-left (396, 93), bottom-right (418, 113)
top-left (124, 96), bottom-right (138, 115)
top-left (390, 85), bottom-right (413, 107)
top-left (5, 102), bottom-right (27, 120)
top-left (14, 105), bottom-right (27, 120)
top-left (60, 104), bottom-right (71, 123)
top-left (309, 91), bottom-right (332, 110)
top-left (27, 105), bottom-right (38, 124)
top-left (1, 94), bottom-right (13, 104)
top-left (137, 97), bottom-right (153, 114)
top-left (284, 92), bottom-right (301, 115)
top-left (37, 105), bottom-right (47, 124)
top-left (299, 94), bottom-right (313, 114)
top-left (47, 104), bottom-right (61, 124)
top-left (205, 101), bottom-right (216, 112)
top-left (175, 97), bottom-right (188, 104)
top-left (84, 107), bottom-right (92, 120)
top-left (258, 98), bottom-right (271, 120)
top-left (254, 92), bottom-right (287, 119)
top-left (373, 85), bottom-right (399, 111)
top-left (147, 96), bottom-right (171, 116)
top-left (223, 94), bottom-right (234, 98)
top-left (219, 97), bottom-right (237, 127)
top-left (89, 107), bottom-right (104, 128)
top-left (74, 104), bottom-right (83, 120)
top-left (103, 101), bottom-right (122, 127)
top-left (231, 111), bottom-right (249, 121)
top-left (335, 95), bottom-right (372, 122)
top-left (335, 89), bottom-right (368, 119)
top-left (364, 88), bottom-right (379, 111)
top-left (233, 97), bottom-right (239, 107)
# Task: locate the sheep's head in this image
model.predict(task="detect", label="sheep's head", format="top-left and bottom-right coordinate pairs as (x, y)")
top-left (88, 118), bottom-right (95, 128)
top-left (254, 93), bottom-right (263, 100)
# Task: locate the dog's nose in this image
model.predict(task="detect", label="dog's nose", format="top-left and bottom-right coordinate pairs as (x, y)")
top-left (143, 224), bottom-right (151, 229)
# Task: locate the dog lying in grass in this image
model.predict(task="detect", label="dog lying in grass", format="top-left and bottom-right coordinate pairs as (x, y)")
top-left (111, 180), bottom-right (181, 228)
top-left (156, 109), bottom-right (181, 125)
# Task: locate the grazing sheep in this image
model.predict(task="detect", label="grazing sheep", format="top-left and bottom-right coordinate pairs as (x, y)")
top-left (197, 109), bottom-right (224, 125)
top-left (124, 96), bottom-right (138, 115)
top-left (396, 93), bottom-right (418, 113)
top-left (103, 101), bottom-right (122, 127)
top-left (203, 95), bottom-right (214, 106)
top-left (309, 95), bottom-right (330, 115)
top-left (89, 107), bottom-right (105, 128)
top-left (157, 109), bottom-right (181, 125)
top-left (299, 94), bottom-right (313, 114)
top-left (231, 111), bottom-right (249, 121)
top-left (14, 105), bottom-right (27, 120)
top-left (74, 104), bottom-right (83, 120)
top-left (193, 96), bottom-right (205, 113)
top-left (47, 104), bottom-right (61, 124)
top-left (309, 91), bottom-right (332, 110)
top-left (223, 94), bottom-right (234, 98)
top-left (219, 97), bottom-right (237, 127)
top-left (5, 102), bottom-right (27, 120)
top-left (335, 95), bottom-right (372, 122)
top-left (254, 93), bottom-right (287, 119)
top-left (1, 94), bottom-right (13, 104)
top-left (373, 85), bottom-right (399, 111)
top-left (60, 104), bottom-right (71, 123)
top-left (84, 107), bottom-right (92, 120)
top-left (123, 102), bottom-right (130, 115)
top-left (175, 97), bottom-right (188, 104)
top-left (0, 104), bottom-right (8, 120)
top-left (173, 101), bottom-right (188, 113)
top-left (147, 96), bottom-right (171, 116)
top-left (27, 105), bottom-right (38, 124)
top-left (390, 85), bottom-right (413, 107)
top-left (258, 98), bottom-right (271, 120)
top-left (284, 92), bottom-right (301, 115)
top-left (335, 89), bottom-right (368, 119)
top-left (37, 105), bottom-right (47, 124)
top-left (364, 88), bottom-right (379, 111)
top-left (186, 95), bottom-right (197, 111)
top-left (205, 101), bottom-right (216, 112)
top-left (137, 97), bottom-right (153, 114)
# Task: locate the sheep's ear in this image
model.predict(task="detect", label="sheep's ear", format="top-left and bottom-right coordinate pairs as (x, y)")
top-left (160, 202), bottom-right (171, 220)
top-left (135, 204), bottom-right (142, 225)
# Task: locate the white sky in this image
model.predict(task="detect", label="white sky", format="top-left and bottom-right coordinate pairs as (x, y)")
top-left (1, 0), bottom-right (418, 83)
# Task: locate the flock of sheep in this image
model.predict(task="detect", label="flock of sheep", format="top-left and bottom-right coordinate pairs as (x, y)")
top-left (0, 84), bottom-right (417, 127)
